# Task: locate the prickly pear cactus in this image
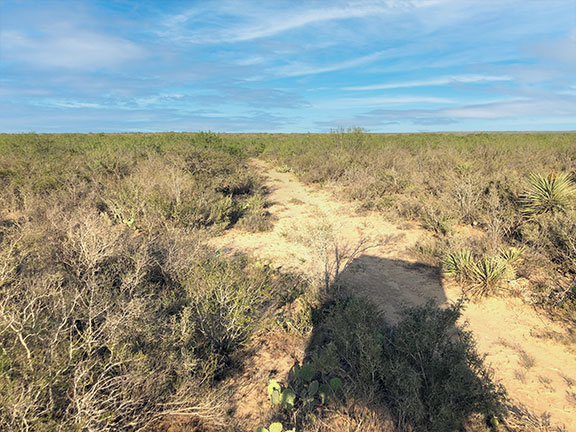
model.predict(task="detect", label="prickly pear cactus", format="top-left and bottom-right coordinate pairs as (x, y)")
top-left (318, 383), bottom-right (332, 404)
top-left (256, 422), bottom-right (295, 432)
top-left (308, 380), bottom-right (319, 397)
top-left (329, 377), bottom-right (342, 392)
top-left (269, 422), bottom-right (283, 432)
top-left (268, 379), bottom-right (282, 405)
top-left (281, 388), bottom-right (296, 410)
top-left (293, 363), bottom-right (315, 382)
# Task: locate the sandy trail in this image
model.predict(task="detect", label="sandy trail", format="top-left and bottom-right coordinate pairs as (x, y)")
top-left (211, 159), bottom-right (576, 430)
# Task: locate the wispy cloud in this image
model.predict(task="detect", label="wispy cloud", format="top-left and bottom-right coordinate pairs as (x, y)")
top-left (343, 75), bottom-right (513, 91)
top-left (440, 97), bottom-right (576, 119)
top-left (317, 95), bottom-right (454, 108)
top-left (33, 100), bottom-right (113, 109)
top-left (529, 28), bottom-right (576, 67)
top-left (215, 5), bottom-right (397, 43)
top-left (1, 30), bottom-right (145, 70)
top-left (318, 96), bottom-right (576, 129)
top-left (273, 51), bottom-right (386, 77)
top-left (160, 1), bottom-right (411, 44)
top-left (1, 0), bottom-right (575, 133)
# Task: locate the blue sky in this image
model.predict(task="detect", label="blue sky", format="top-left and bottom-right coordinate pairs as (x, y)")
top-left (0, 0), bottom-right (575, 132)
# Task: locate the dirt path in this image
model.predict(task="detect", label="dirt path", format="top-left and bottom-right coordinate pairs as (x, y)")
top-left (211, 159), bottom-right (576, 430)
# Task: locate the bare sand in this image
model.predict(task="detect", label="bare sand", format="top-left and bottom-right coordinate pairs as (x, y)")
top-left (210, 159), bottom-right (576, 430)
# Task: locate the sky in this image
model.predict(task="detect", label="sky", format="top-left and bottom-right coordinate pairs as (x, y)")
top-left (0, 0), bottom-right (575, 133)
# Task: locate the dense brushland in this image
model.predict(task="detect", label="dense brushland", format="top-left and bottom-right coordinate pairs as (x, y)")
top-left (0, 131), bottom-right (574, 431)
top-left (0, 133), bottom-right (281, 431)
top-left (262, 130), bottom-right (576, 311)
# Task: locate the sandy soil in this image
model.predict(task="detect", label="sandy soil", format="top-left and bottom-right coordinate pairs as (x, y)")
top-left (210, 159), bottom-right (576, 430)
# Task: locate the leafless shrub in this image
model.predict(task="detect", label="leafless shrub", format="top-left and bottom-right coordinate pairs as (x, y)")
top-left (0, 134), bottom-right (278, 431)
top-left (285, 215), bottom-right (393, 293)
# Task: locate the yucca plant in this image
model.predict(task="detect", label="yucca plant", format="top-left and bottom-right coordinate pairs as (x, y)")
top-left (498, 246), bottom-right (525, 280)
top-left (520, 172), bottom-right (576, 216)
top-left (498, 246), bottom-right (525, 265)
top-left (443, 249), bottom-right (474, 282)
top-left (469, 257), bottom-right (508, 296)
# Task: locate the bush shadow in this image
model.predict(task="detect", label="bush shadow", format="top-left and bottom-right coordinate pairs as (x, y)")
top-left (294, 254), bottom-right (506, 432)
top-left (335, 254), bottom-right (446, 323)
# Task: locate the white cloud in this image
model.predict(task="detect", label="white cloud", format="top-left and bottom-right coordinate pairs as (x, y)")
top-left (223, 3), bottom-right (405, 43)
top-left (322, 95), bottom-right (454, 108)
top-left (161, 0), bottom-right (412, 44)
top-left (134, 94), bottom-right (185, 106)
top-left (441, 98), bottom-right (576, 119)
top-left (530, 28), bottom-right (576, 66)
top-left (1, 30), bottom-right (145, 70)
top-left (317, 94), bottom-right (576, 129)
top-left (33, 100), bottom-right (111, 109)
top-left (359, 97), bottom-right (576, 122)
top-left (273, 50), bottom-right (386, 77)
top-left (343, 75), bottom-right (512, 91)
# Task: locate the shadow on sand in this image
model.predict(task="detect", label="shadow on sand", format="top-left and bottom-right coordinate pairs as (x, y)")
top-left (285, 254), bottom-right (506, 432)
top-left (336, 254), bottom-right (446, 323)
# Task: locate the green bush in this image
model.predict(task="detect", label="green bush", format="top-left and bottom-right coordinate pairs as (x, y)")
top-left (521, 209), bottom-right (576, 274)
top-left (182, 256), bottom-right (273, 360)
top-left (0, 133), bottom-right (279, 431)
top-left (382, 301), bottom-right (506, 431)
top-left (469, 257), bottom-right (509, 295)
top-left (262, 131), bottom-right (576, 310)
top-left (0, 216), bottom-right (278, 431)
top-left (238, 194), bottom-right (275, 232)
top-left (265, 363), bottom-right (343, 431)
top-left (310, 296), bottom-right (506, 432)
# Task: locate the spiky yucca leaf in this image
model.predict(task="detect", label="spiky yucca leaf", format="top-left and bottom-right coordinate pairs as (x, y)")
top-left (520, 172), bottom-right (576, 215)
top-left (443, 249), bottom-right (474, 281)
top-left (498, 246), bottom-right (525, 280)
top-left (498, 246), bottom-right (525, 265)
top-left (469, 257), bottom-right (508, 295)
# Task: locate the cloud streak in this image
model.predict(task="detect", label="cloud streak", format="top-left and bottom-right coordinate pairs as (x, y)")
top-left (161, 1), bottom-right (412, 44)
top-left (343, 75), bottom-right (513, 91)
top-left (1, 30), bottom-right (145, 70)
top-left (316, 95), bottom-right (454, 108)
top-left (1, 0), bottom-right (575, 132)
top-left (318, 96), bottom-right (576, 129)
top-left (272, 50), bottom-right (387, 77)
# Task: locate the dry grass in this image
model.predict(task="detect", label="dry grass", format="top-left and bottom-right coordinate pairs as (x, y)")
top-left (1, 132), bottom-right (572, 431)
top-left (519, 350), bottom-right (537, 370)
top-left (262, 131), bottom-right (576, 311)
top-left (0, 133), bottom-right (280, 431)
